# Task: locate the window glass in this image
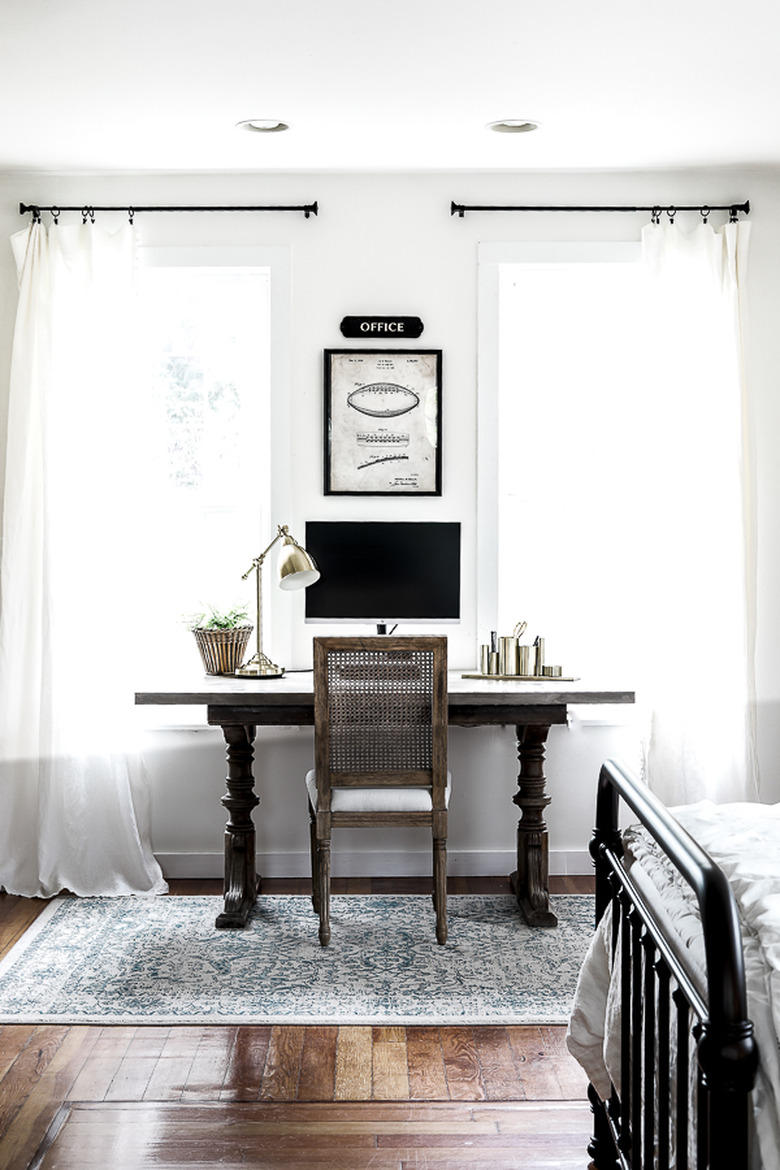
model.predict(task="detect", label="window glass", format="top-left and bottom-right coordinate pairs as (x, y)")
top-left (496, 257), bottom-right (651, 679)
top-left (132, 264), bottom-right (270, 675)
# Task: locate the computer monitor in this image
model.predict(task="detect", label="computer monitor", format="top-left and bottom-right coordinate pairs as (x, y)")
top-left (304, 520), bottom-right (461, 632)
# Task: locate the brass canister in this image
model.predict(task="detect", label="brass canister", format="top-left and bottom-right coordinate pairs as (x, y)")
top-left (518, 645), bottom-right (535, 676)
top-left (498, 636), bottom-right (519, 675)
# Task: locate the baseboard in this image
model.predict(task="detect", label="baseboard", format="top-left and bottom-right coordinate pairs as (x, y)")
top-left (156, 849), bottom-right (592, 880)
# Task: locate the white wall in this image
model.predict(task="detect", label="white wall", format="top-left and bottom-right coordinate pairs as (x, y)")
top-left (1, 166), bottom-right (779, 878)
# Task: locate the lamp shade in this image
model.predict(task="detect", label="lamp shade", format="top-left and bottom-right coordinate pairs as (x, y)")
top-left (278, 535), bottom-right (320, 591)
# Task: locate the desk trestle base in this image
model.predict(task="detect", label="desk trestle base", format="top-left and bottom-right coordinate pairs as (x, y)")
top-left (216, 722), bottom-right (260, 929)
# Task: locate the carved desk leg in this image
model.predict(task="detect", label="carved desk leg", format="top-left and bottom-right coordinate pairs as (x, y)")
top-left (216, 723), bottom-right (260, 929)
top-left (509, 722), bottom-right (558, 928)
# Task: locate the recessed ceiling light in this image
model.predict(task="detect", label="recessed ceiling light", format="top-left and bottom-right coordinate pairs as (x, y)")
top-left (236, 119), bottom-right (289, 133)
top-left (487, 119), bottom-right (540, 134)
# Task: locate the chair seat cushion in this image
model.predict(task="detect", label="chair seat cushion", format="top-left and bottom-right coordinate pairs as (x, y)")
top-left (305, 770), bottom-right (451, 813)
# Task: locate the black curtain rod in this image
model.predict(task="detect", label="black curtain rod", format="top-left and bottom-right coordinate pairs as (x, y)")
top-left (20, 201), bottom-right (318, 220)
top-left (451, 199), bottom-right (750, 220)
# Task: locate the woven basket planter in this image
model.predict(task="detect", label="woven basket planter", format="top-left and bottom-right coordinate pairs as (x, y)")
top-left (192, 626), bottom-right (253, 675)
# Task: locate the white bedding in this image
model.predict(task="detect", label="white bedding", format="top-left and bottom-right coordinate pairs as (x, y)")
top-left (567, 800), bottom-right (780, 1170)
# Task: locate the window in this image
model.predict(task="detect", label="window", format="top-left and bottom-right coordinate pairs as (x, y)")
top-left (479, 243), bottom-right (648, 680)
top-left (480, 229), bottom-right (756, 801)
top-left (131, 249), bottom-right (286, 677)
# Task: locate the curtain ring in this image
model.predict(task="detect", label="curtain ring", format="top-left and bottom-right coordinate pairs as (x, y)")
top-left (31, 207), bottom-right (41, 225)
top-left (666, 206), bottom-right (677, 224)
top-left (729, 205), bottom-right (738, 223)
top-left (128, 207), bottom-right (135, 225)
top-left (82, 206), bottom-right (95, 225)
top-left (700, 206), bottom-right (710, 224)
top-left (651, 206), bottom-right (662, 224)
top-left (50, 207), bottom-right (60, 226)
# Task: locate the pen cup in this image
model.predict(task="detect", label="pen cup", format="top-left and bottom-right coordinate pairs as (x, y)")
top-left (488, 651), bottom-right (500, 675)
top-left (534, 638), bottom-right (545, 675)
top-left (480, 645), bottom-right (490, 674)
top-left (498, 636), bottom-right (519, 676)
top-left (518, 645), bottom-right (534, 676)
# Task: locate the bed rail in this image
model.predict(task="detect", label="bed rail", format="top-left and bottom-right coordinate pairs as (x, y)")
top-left (589, 759), bottom-right (759, 1170)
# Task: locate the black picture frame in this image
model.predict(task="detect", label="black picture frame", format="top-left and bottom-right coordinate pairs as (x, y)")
top-left (324, 348), bottom-right (442, 496)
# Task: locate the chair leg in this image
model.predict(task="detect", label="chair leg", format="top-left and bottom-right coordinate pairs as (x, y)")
top-left (316, 838), bottom-right (331, 946)
top-left (308, 805), bottom-right (319, 914)
top-left (433, 837), bottom-right (447, 945)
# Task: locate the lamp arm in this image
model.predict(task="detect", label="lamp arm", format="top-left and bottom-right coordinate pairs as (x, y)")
top-left (241, 525), bottom-right (290, 580)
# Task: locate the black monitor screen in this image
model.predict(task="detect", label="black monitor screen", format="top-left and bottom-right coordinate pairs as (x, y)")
top-left (304, 521), bottom-right (461, 625)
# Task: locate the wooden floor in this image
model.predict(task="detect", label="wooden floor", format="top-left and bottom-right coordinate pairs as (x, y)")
top-left (0, 876), bottom-right (594, 1169)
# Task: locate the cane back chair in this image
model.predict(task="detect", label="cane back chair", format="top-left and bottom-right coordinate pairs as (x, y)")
top-left (306, 636), bottom-right (449, 946)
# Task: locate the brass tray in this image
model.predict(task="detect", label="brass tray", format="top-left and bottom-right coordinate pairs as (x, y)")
top-left (461, 673), bottom-right (578, 682)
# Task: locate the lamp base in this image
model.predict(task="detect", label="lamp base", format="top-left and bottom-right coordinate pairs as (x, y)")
top-left (235, 653), bottom-right (285, 678)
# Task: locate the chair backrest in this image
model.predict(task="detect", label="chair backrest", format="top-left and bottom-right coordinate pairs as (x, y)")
top-left (313, 636), bottom-right (448, 810)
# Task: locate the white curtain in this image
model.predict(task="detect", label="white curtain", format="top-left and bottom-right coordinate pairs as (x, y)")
top-left (0, 221), bottom-right (167, 897)
top-left (638, 219), bottom-right (758, 805)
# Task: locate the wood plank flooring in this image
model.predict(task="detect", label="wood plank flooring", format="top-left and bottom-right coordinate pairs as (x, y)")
top-left (34, 1101), bottom-right (594, 1168)
top-left (0, 876), bottom-right (594, 1169)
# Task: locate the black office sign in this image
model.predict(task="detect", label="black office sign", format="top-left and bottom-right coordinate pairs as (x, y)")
top-left (340, 315), bottom-right (424, 339)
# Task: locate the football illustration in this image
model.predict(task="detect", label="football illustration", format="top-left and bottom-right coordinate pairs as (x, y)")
top-left (347, 382), bottom-right (420, 418)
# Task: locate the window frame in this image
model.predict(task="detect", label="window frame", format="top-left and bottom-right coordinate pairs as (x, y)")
top-left (476, 242), bottom-right (641, 724)
top-left (135, 244), bottom-right (292, 725)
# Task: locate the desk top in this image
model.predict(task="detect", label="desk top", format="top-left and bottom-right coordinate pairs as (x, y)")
top-left (135, 672), bottom-right (635, 710)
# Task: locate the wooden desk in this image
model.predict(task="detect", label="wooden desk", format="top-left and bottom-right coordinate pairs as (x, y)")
top-left (135, 674), bottom-right (634, 930)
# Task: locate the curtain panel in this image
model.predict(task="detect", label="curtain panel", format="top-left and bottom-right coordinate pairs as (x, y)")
top-left (639, 219), bottom-right (758, 805)
top-left (0, 221), bottom-right (167, 897)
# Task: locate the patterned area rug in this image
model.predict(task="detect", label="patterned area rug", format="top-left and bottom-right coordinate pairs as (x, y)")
top-left (0, 894), bottom-right (594, 1025)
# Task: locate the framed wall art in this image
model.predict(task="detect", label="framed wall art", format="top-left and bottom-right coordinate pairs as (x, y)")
top-left (324, 349), bottom-right (442, 495)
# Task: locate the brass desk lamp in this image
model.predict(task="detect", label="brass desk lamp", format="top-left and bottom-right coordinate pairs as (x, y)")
top-left (237, 524), bottom-right (320, 677)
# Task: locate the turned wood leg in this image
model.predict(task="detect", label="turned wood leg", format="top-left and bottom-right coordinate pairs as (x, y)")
top-left (509, 722), bottom-right (558, 927)
top-left (215, 723), bottom-right (260, 929)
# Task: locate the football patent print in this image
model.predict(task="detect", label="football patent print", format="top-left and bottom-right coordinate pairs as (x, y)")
top-left (346, 382), bottom-right (420, 418)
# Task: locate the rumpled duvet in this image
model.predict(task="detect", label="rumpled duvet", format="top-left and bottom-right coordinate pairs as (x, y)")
top-left (567, 800), bottom-right (780, 1170)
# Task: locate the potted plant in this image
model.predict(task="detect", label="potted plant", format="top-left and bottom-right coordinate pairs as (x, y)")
top-left (188, 606), bottom-right (253, 675)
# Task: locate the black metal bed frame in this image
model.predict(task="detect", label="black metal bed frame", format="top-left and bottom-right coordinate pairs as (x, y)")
top-left (588, 760), bottom-right (759, 1170)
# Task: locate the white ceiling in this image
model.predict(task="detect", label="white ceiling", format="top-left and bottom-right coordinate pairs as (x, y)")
top-left (2, 0), bottom-right (778, 174)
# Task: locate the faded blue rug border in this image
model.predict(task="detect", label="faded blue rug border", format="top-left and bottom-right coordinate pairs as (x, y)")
top-left (0, 894), bottom-right (594, 1026)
